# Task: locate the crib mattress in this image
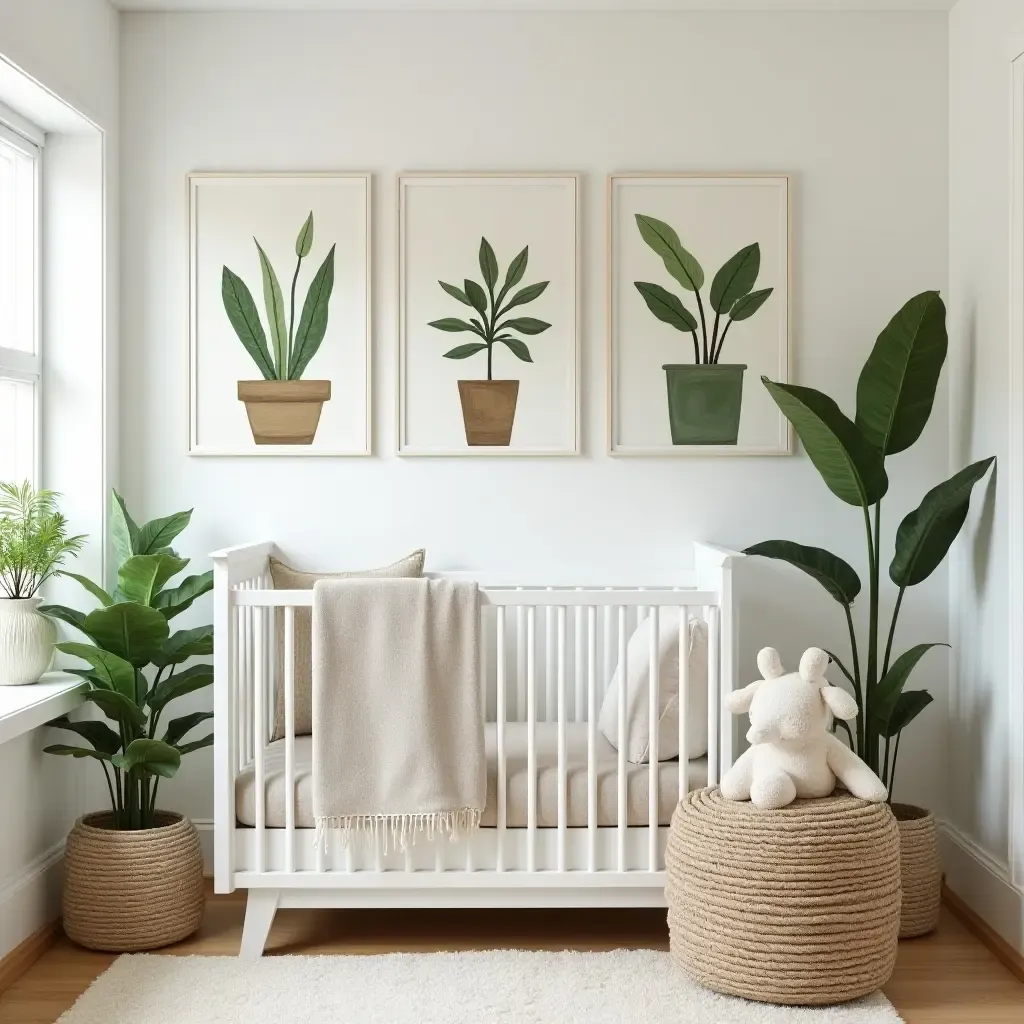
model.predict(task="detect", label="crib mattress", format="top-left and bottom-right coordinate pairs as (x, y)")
top-left (235, 723), bottom-right (707, 829)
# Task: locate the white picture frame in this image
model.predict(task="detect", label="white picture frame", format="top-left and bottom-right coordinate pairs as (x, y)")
top-left (398, 173), bottom-right (580, 456)
top-left (189, 172), bottom-right (371, 457)
top-left (608, 173), bottom-right (791, 457)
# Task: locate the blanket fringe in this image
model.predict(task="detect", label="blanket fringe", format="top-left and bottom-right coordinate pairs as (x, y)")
top-left (313, 808), bottom-right (482, 855)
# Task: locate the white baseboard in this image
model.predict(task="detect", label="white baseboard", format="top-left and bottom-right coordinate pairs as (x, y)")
top-left (0, 841), bottom-right (64, 960)
top-left (939, 821), bottom-right (1024, 955)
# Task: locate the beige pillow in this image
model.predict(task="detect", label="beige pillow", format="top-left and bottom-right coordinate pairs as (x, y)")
top-left (269, 550), bottom-right (425, 740)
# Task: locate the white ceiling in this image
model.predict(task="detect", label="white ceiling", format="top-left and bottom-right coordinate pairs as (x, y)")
top-left (111, 1), bottom-right (959, 12)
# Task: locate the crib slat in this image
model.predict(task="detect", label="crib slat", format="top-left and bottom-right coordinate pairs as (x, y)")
top-left (707, 604), bottom-right (720, 787)
top-left (617, 605), bottom-right (627, 872)
top-left (648, 606), bottom-right (659, 871)
top-left (284, 607), bottom-right (295, 874)
top-left (516, 598), bottom-right (526, 722)
top-left (587, 605), bottom-right (597, 872)
top-left (557, 605), bottom-right (567, 872)
top-left (678, 604), bottom-right (689, 801)
top-left (527, 605), bottom-right (537, 873)
top-left (496, 606), bottom-right (507, 872)
top-left (603, 594), bottom-right (613, 702)
top-left (574, 597), bottom-right (585, 723)
top-left (253, 605), bottom-right (265, 875)
top-left (545, 597), bottom-right (555, 723)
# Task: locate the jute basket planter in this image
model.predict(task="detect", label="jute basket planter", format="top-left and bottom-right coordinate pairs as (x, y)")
top-left (893, 803), bottom-right (941, 938)
top-left (63, 811), bottom-right (204, 952)
top-left (666, 788), bottom-right (902, 1006)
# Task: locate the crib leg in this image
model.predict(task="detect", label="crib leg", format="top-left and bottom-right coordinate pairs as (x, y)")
top-left (239, 888), bottom-right (279, 958)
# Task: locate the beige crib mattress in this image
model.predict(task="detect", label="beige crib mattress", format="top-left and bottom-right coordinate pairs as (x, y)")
top-left (235, 723), bottom-right (707, 829)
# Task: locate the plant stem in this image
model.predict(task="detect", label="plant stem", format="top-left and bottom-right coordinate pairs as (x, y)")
top-left (882, 585), bottom-right (906, 679)
top-left (864, 502), bottom-right (880, 773)
top-left (711, 309), bottom-right (721, 362)
top-left (689, 330), bottom-right (699, 364)
top-left (693, 289), bottom-right (710, 364)
top-left (114, 767), bottom-right (123, 827)
top-left (100, 762), bottom-right (117, 820)
top-left (888, 731), bottom-right (902, 801)
top-left (713, 320), bottom-right (734, 364)
top-left (842, 603), bottom-right (864, 755)
top-left (881, 733), bottom-right (891, 788)
top-left (287, 253), bottom-right (304, 380)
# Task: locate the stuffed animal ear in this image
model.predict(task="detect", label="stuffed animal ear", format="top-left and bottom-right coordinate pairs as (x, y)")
top-left (820, 685), bottom-right (859, 721)
top-left (799, 647), bottom-right (830, 683)
top-left (727, 680), bottom-right (762, 715)
top-left (756, 648), bottom-right (784, 679)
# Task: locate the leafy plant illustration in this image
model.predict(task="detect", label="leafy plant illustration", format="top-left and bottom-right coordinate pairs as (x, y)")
top-left (429, 237), bottom-right (551, 379)
top-left (222, 212), bottom-right (336, 380)
top-left (633, 214), bottom-right (773, 364)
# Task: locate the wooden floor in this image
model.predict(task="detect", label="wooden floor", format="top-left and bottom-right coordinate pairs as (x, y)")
top-left (0, 894), bottom-right (1020, 1022)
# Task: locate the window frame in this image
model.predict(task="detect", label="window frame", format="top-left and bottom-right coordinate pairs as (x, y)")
top-left (0, 117), bottom-right (43, 486)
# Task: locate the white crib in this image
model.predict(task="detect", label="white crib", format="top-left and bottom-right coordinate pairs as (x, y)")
top-left (211, 541), bottom-right (741, 957)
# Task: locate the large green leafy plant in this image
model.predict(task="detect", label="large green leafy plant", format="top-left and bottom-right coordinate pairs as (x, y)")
top-left (42, 493), bottom-right (214, 830)
top-left (746, 291), bottom-right (993, 797)
top-left (222, 212), bottom-right (336, 381)
top-left (0, 481), bottom-right (84, 598)
top-left (429, 237), bottom-right (551, 379)
top-left (633, 214), bottom-right (774, 364)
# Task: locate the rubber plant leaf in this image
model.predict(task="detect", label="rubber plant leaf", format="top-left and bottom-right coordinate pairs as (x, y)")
top-left (762, 378), bottom-right (888, 507)
top-left (146, 664), bottom-right (215, 712)
top-left (463, 279), bottom-right (489, 317)
top-left (872, 643), bottom-right (948, 730)
top-left (855, 291), bottom-right (947, 455)
top-left (48, 716), bottom-right (122, 756)
top-left (153, 571), bottom-right (214, 621)
top-left (135, 509), bottom-right (193, 556)
top-left (890, 457), bottom-right (995, 587)
top-left (117, 553), bottom-right (190, 607)
top-left (743, 540), bottom-right (861, 606)
top-left (730, 287), bottom-right (774, 322)
top-left (438, 281), bottom-right (473, 307)
top-left (162, 711), bottom-right (215, 746)
top-left (110, 491), bottom-right (140, 567)
top-left (635, 215), bottom-right (704, 292)
top-left (151, 625), bottom-right (214, 668)
top-left (442, 343), bottom-right (488, 359)
top-left (113, 738), bottom-right (181, 779)
top-left (255, 239), bottom-right (288, 380)
top-left (496, 317), bottom-right (550, 336)
top-left (58, 572), bottom-right (113, 607)
top-left (500, 337), bottom-right (533, 362)
top-left (710, 244), bottom-right (760, 314)
top-left (501, 281), bottom-right (549, 314)
top-left (430, 318), bottom-right (481, 334)
top-left (478, 237), bottom-right (499, 291)
top-left (83, 688), bottom-right (147, 729)
top-left (880, 690), bottom-right (933, 739)
top-left (222, 266), bottom-right (276, 380)
top-left (56, 642), bottom-right (137, 700)
top-left (295, 212), bottom-right (314, 258)
top-left (82, 603), bottom-right (170, 667)
top-left (288, 244), bottom-right (336, 380)
top-left (634, 282), bottom-right (699, 333)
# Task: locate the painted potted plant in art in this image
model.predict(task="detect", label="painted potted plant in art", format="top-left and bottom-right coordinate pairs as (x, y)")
top-left (634, 214), bottom-right (773, 445)
top-left (0, 481), bottom-right (84, 685)
top-left (222, 211), bottom-right (336, 445)
top-left (429, 237), bottom-right (550, 446)
top-left (745, 290), bottom-right (994, 938)
top-left (41, 492), bottom-right (213, 951)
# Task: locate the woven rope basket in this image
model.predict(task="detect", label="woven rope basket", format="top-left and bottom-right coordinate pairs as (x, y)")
top-left (893, 804), bottom-right (941, 938)
top-left (63, 811), bottom-right (204, 952)
top-left (666, 788), bottom-right (901, 1006)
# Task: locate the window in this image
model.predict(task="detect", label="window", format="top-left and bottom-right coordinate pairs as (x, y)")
top-left (0, 120), bottom-right (41, 485)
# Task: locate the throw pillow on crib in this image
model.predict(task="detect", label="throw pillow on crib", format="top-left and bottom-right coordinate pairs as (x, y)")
top-left (598, 610), bottom-right (709, 764)
top-left (269, 549), bottom-right (426, 741)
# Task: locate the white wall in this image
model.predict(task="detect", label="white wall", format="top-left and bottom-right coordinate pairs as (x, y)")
top-left (946, 0), bottom-right (1024, 955)
top-left (0, 0), bottom-right (118, 962)
top-left (120, 10), bottom-right (949, 834)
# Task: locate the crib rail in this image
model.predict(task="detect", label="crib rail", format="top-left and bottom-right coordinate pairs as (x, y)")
top-left (212, 543), bottom-right (738, 894)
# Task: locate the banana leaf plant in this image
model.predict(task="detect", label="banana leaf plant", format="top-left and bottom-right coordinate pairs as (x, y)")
top-left (745, 291), bottom-right (994, 798)
top-left (633, 214), bottom-right (774, 364)
top-left (429, 237), bottom-right (551, 379)
top-left (41, 492), bottom-right (214, 830)
top-left (222, 212), bottom-right (336, 380)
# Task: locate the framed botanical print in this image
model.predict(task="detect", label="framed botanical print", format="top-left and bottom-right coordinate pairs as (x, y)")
top-left (608, 173), bottom-right (791, 456)
top-left (398, 173), bottom-right (579, 456)
top-left (189, 172), bottom-right (371, 456)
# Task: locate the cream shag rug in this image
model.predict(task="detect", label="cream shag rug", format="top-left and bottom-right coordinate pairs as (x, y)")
top-left (58, 950), bottom-right (902, 1023)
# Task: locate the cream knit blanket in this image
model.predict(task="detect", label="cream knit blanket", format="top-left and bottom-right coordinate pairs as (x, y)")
top-left (311, 577), bottom-right (484, 851)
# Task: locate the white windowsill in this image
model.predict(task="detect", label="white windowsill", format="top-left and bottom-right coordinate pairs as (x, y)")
top-left (0, 672), bottom-right (86, 746)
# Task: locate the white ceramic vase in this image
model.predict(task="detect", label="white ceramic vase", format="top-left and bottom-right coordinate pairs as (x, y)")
top-left (0, 597), bottom-right (57, 685)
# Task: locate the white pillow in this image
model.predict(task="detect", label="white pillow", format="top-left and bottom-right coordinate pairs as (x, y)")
top-left (598, 609), bottom-right (708, 764)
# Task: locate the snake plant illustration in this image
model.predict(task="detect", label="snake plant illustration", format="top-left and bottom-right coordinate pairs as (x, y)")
top-left (221, 212), bottom-right (336, 445)
top-left (428, 237), bottom-right (551, 446)
top-left (633, 214), bottom-right (773, 446)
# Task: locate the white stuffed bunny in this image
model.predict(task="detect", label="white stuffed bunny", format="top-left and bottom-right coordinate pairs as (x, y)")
top-left (720, 646), bottom-right (887, 810)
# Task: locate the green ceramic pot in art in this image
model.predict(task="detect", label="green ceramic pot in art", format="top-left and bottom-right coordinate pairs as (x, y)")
top-left (662, 364), bottom-right (747, 445)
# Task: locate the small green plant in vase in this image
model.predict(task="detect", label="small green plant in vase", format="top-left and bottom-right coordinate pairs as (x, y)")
top-left (222, 211), bottom-right (336, 445)
top-left (633, 214), bottom-right (774, 446)
top-left (0, 481), bottom-right (85, 685)
top-left (429, 237), bottom-right (551, 446)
